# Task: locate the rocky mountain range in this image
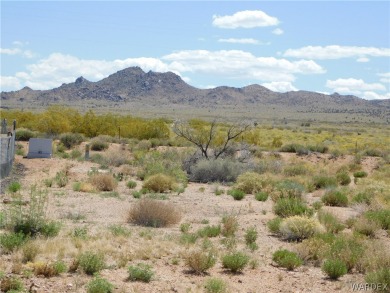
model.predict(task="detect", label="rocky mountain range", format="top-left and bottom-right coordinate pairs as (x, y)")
top-left (1, 67), bottom-right (389, 122)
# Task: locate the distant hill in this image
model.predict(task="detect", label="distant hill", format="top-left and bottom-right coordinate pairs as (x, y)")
top-left (1, 66), bottom-right (389, 123)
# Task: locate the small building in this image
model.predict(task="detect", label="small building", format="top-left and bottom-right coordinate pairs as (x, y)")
top-left (27, 138), bottom-right (52, 158)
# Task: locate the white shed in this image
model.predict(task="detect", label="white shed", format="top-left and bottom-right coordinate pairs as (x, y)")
top-left (27, 138), bottom-right (53, 158)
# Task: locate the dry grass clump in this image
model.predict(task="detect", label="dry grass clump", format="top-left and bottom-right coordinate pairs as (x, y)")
top-left (279, 216), bottom-right (324, 241)
top-left (105, 150), bottom-right (130, 167)
top-left (128, 198), bottom-right (181, 227)
top-left (89, 173), bottom-right (117, 191)
top-left (142, 173), bottom-right (177, 193)
top-left (185, 248), bottom-right (217, 274)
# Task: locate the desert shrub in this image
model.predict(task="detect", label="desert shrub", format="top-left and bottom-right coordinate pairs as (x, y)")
top-left (229, 189), bottom-right (245, 200)
top-left (15, 128), bottom-right (36, 141)
top-left (190, 158), bottom-right (244, 183)
top-left (40, 220), bottom-right (61, 237)
top-left (235, 172), bottom-right (267, 194)
top-left (142, 173), bottom-right (177, 193)
top-left (0, 276), bottom-right (24, 292)
top-left (322, 259), bottom-right (348, 280)
top-left (126, 180), bottom-right (137, 189)
top-left (105, 151), bottom-right (130, 167)
top-left (312, 175), bottom-right (337, 189)
top-left (352, 192), bottom-right (372, 205)
top-left (274, 198), bottom-right (313, 218)
top-left (21, 242), bottom-right (40, 262)
top-left (326, 235), bottom-right (364, 272)
top-left (353, 171), bottom-right (368, 178)
top-left (89, 173), bottom-right (117, 191)
top-left (221, 251), bottom-right (250, 273)
top-left (180, 223), bottom-right (191, 233)
top-left (255, 191), bottom-right (268, 201)
top-left (70, 149), bottom-right (82, 159)
top-left (245, 226), bottom-right (258, 246)
top-left (279, 216), bottom-right (324, 241)
top-left (59, 132), bottom-right (84, 149)
top-left (90, 138), bottom-right (109, 151)
top-left (15, 143), bottom-right (25, 156)
top-left (267, 217), bottom-right (283, 235)
top-left (283, 163), bottom-right (308, 176)
top-left (7, 181), bottom-right (21, 193)
top-left (273, 180), bottom-right (305, 200)
top-left (365, 210), bottom-right (390, 230)
top-left (128, 263), bottom-right (154, 282)
top-left (204, 277), bottom-right (227, 293)
top-left (317, 211), bottom-right (345, 234)
top-left (180, 233), bottom-right (198, 245)
top-left (321, 189), bottom-right (349, 207)
top-left (312, 201), bottom-right (323, 210)
top-left (279, 143), bottom-right (306, 153)
top-left (272, 249), bottom-right (302, 271)
top-left (295, 233), bottom-right (335, 265)
top-left (128, 198), bottom-right (181, 227)
top-left (353, 217), bottom-right (380, 237)
top-left (185, 249), bottom-right (216, 274)
top-left (364, 149), bottom-right (383, 157)
top-left (221, 215), bottom-right (238, 237)
top-left (55, 170), bottom-right (69, 187)
top-left (197, 225), bottom-right (221, 238)
top-left (336, 172), bottom-right (351, 186)
top-left (87, 275), bottom-right (114, 293)
top-left (0, 232), bottom-right (26, 254)
top-left (308, 144), bottom-right (328, 153)
top-left (32, 260), bottom-right (67, 277)
top-left (78, 251), bottom-right (105, 275)
top-left (365, 268), bottom-right (390, 292)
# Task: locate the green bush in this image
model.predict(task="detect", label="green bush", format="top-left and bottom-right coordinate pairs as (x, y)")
top-left (70, 149), bottom-right (82, 159)
top-left (353, 217), bottom-right (380, 237)
top-left (255, 191), bottom-right (268, 201)
top-left (272, 249), bottom-right (303, 271)
top-left (229, 189), bottom-right (245, 200)
top-left (128, 263), bottom-right (154, 282)
top-left (322, 259), bottom-right (348, 280)
top-left (55, 170), bottom-right (69, 187)
top-left (222, 251), bottom-right (250, 273)
top-left (274, 180), bottom-right (306, 200)
top-left (90, 138), bottom-right (109, 151)
top-left (308, 144), bottom-right (328, 154)
top-left (283, 164), bottom-right (308, 176)
top-left (245, 227), bottom-right (258, 245)
top-left (279, 143), bottom-right (306, 153)
top-left (353, 171), bottom-right (368, 178)
top-left (197, 225), bottom-right (221, 238)
top-left (321, 189), bottom-right (349, 207)
top-left (0, 232), bottom-right (26, 254)
top-left (0, 276), bottom-right (25, 292)
top-left (327, 236), bottom-right (364, 272)
top-left (185, 249), bottom-right (216, 274)
top-left (267, 217), bottom-right (283, 235)
top-left (142, 173), bottom-right (177, 193)
top-left (365, 268), bottom-right (390, 292)
top-left (59, 132), bottom-right (84, 149)
top-left (274, 198), bottom-right (313, 218)
top-left (204, 277), bottom-right (227, 293)
top-left (365, 210), bottom-right (390, 230)
top-left (126, 180), bottom-right (137, 189)
top-left (312, 176), bottom-right (337, 189)
top-left (87, 276), bottom-right (114, 293)
top-left (7, 181), bottom-right (21, 193)
top-left (15, 128), bottom-right (36, 141)
top-left (336, 172), bottom-right (351, 186)
top-left (279, 216), bottom-right (324, 241)
top-left (317, 211), bottom-right (345, 234)
top-left (40, 220), bottom-right (62, 237)
top-left (78, 251), bottom-right (105, 275)
top-left (352, 192), bottom-right (372, 205)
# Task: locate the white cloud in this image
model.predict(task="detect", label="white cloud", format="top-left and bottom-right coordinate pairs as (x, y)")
top-left (1, 48), bottom-right (22, 55)
top-left (378, 73), bottom-right (390, 84)
top-left (262, 81), bottom-right (297, 92)
top-left (362, 91), bottom-right (390, 100)
top-left (284, 45), bottom-right (390, 60)
top-left (326, 78), bottom-right (386, 95)
top-left (218, 38), bottom-right (261, 45)
top-left (0, 76), bottom-right (21, 90)
top-left (212, 10), bottom-right (279, 29)
top-left (272, 28), bottom-right (284, 35)
top-left (356, 57), bottom-right (370, 63)
top-left (163, 50), bottom-right (325, 83)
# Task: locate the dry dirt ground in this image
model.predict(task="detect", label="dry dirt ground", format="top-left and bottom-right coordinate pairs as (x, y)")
top-left (0, 143), bottom-right (384, 293)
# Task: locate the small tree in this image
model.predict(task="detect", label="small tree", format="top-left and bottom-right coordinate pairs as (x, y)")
top-left (173, 119), bottom-right (251, 160)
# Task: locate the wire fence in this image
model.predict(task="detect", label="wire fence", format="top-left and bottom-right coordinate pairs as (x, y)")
top-left (0, 119), bottom-right (16, 179)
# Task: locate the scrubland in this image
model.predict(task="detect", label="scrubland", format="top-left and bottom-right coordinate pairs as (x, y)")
top-left (1, 107), bottom-right (389, 293)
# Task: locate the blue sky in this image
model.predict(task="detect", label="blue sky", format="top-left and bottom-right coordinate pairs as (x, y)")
top-left (1, 1), bottom-right (389, 100)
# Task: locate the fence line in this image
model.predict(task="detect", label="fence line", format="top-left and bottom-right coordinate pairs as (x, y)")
top-left (0, 119), bottom-right (16, 179)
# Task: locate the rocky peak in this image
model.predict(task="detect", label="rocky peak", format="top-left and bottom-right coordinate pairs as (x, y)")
top-left (75, 76), bottom-right (90, 85)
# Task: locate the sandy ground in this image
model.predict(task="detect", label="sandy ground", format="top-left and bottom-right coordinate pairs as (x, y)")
top-left (0, 144), bottom-right (384, 293)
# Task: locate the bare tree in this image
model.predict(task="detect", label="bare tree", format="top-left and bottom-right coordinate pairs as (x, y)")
top-left (173, 119), bottom-right (251, 160)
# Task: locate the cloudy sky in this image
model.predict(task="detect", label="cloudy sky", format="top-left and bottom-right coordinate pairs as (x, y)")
top-left (1, 1), bottom-right (389, 100)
